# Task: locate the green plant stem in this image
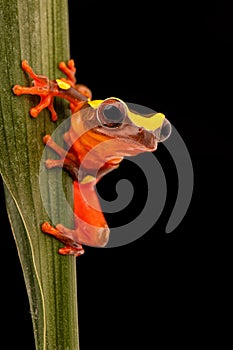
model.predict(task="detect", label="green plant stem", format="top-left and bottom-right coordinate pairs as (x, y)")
top-left (0, 1), bottom-right (79, 349)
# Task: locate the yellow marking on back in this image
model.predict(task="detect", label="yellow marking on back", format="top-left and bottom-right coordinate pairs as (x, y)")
top-left (87, 100), bottom-right (103, 108)
top-left (80, 175), bottom-right (96, 184)
top-left (56, 79), bottom-right (71, 90)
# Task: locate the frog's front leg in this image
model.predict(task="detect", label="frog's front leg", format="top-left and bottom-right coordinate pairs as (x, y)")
top-left (13, 60), bottom-right (59, 121)
top-left (13, 60), bottom-right (89, 121)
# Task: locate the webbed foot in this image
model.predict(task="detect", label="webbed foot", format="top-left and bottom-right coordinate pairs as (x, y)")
top-left (12, 59), bottom-right (91, 120)
top-left (42, 222), bottom-right (84, 257)
top-left (13, 60), bottom-right (59, 121)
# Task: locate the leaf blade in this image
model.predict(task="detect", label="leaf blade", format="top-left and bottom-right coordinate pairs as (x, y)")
top-left (4, 182), bottom-right (46, 349)
top-left (0, 1), bottom-right (79, 349)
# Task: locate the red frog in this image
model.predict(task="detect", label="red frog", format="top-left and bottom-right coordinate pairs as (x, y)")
top-left (13, 60), bottom-right (171, 257)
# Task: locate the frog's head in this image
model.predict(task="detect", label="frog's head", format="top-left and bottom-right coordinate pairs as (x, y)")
top-left (70, 97), bottom-right (171, 159)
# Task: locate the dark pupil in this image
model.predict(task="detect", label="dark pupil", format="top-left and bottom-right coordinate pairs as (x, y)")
top-left (103, 105), bottom-right (123, 124)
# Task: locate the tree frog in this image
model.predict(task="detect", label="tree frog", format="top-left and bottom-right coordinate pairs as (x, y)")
top-left (13, 60), bottom-right (171, 257)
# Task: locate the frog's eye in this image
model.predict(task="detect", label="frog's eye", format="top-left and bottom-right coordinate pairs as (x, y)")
top-left (97, 98), bottom-right (127, 128)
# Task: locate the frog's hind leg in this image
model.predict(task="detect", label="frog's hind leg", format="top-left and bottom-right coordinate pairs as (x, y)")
top-left (42, 222), bottom-right (84, 257)
top-left (58, 60), bottom-right (77, 86)
top-left (58, 60), bottom-right (92, 102)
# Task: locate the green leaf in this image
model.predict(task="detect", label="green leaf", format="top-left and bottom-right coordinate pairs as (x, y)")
top-left (0, 1), bottom-right (79, 349)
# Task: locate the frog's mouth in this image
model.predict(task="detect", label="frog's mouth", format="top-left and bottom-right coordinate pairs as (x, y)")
top-left (116, 117), bottom-right (171, 155)
top-left (94, 117), bottom-right (171, 156)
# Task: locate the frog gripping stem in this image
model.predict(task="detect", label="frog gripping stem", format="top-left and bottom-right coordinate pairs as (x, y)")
top-left (13, 59), bottom-right (172, 257)
top-left (13, 60), bottom-right (59, 121)
top-left (58, 60), bottom-right (76, 85)
top-left (42, 222), bottom-right (84, 257)
top-left (13, 60), bottom-right (91, 121)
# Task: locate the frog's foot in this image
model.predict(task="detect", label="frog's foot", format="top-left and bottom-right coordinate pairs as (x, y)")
top-left (13, 60), bottom-right (58, 121)
top-left (13, 59), bottom-right (90, 119)
top-left (58, 59), bottom-right (77, 86)
top-left (42, 222), bottom-right (84, 257)
top-left (58, 60), bottom-right (92, 101)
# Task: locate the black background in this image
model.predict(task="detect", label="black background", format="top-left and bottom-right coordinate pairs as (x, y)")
top-left (0, 1), bottom-right (231, 348)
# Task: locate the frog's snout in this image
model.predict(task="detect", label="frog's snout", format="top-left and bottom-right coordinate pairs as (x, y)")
top-left (154, 118), bottom-right (172, 142)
